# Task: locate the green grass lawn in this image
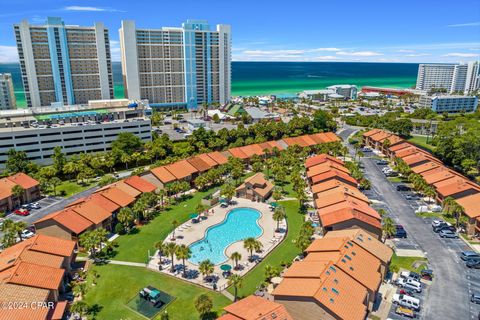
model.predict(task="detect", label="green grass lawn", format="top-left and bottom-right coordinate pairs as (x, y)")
top-left (113, 189), bottom-right (214, 262)
top-left (391, 253), bottom-right (428, 273)
top-left (227, 200), bottom-right (303, 298)
top-left (54, 180), bottom-right (96, 197)
top-left (415, 211), bottom-right (455, 224)
top-left (387, 177), bottom-right (405, 183)
top-left (407, 135), bottom-right (436, 153)
top-left (83, 264), bottom-right (230, 320)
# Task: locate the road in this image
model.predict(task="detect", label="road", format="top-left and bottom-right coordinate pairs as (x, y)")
top-left (338, 126), bottom-right (471, 320)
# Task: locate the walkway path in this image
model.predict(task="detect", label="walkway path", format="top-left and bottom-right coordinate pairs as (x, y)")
top-left (221, 290), bottom-right (235, 301)
top-left (108, 260), bottom-right (147, 267)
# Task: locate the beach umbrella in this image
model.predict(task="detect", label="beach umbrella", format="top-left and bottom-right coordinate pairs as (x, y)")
top-left (220, 264), bottom-right (232, 271)
top-left (219, 198), bottom-right (228, 204)
top-left (189, 213), bottom-right (199, 219)
top-left (269, 202), bottom-right (278, 207)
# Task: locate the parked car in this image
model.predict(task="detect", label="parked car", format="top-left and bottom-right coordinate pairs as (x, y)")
top-left (393, 293), bottom-right (421, 311)
top-left (420, 269), bottom-right (433, 280)
top-left (397, 185), bottom-right (412, 191)
top-left (385, 171), bottom-right (399, 177)
top-left (400, 271), bottom-right (421, 282)
top-left (467, 259), bottom-right (480, 269)
top-left (20, 229), bottom-right (35, 239)
top-left (430, 204), bottom-right (442, 212)
top-left (461, 251), bottom-right (480, 261)
top-left (405, 194), bottom-right (421, 200)
top-left (472, 293), bottom-right (480, 304)
top-left (30, 202), bottom-right (40, 209)
top-left (415, 205), bottom-right (429, 213)
top-left (360, 147), bottom-right (372, 152)
top-left (431, 219), bottom-right (445, 228)
top-left (396, 278), bottom-right (422, 293)
top-left (439, 229), bottom-right (459, 239)
top-left (163, 121), bottom-right (172, 125)
top-left (14, 208), bottom-right (30, 216)
top-left (394, 228), bottom-right (407, 238)
top-left (433, 222), bottom-right (456, 233)
top-left (376, 160), bottom-right (389, 165)
top-left (395, 306), bottom-right (416, 318)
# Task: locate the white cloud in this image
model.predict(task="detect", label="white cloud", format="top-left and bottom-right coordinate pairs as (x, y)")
top-left (314, 56), bottom-right (342, 61)
top-left (405, 53), bottom-right (431, 57)
top-left (336, 51), bottom-right (383, 57)
top-left (448, 22), bottom-right (480, 27)
top-left (63, 6), bottom-right (124, 12)
top-left (0, 45), bottom-right (19, 63)
top-left (443, 53), bottom-right (480, 57)
top-left (310, 47), bottom-right (341, 52)
top-left (396, 49), bottom-right (414, 53)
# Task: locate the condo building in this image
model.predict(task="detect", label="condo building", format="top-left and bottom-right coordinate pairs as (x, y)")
top-left (415, 62), bottom-right (480, 94)
top-left (419, 95), bottom-right (478, 113)
top-left (14, 17), bottom-right (114, 108)
top-left (119, 20), bottom-right (231, 110)
top-left (0, 73), bottom-right (16, 110)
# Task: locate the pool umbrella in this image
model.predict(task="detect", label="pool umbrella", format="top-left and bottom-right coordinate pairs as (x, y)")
top-left (269, 202), bottom-right (278, 208)
top-left (190, 213), bottom-right (199, 219)
top-left (220, 264), bottom-right (232, 272)
top-left (219, 198), bottom-right (228, 203)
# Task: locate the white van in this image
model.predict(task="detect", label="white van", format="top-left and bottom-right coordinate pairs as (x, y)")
top-left (393, 294), bottom-right (421, 311)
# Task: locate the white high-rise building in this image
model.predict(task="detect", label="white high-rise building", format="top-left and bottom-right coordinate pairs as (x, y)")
top-left (119, 20), bottom-right (231, 110)
top-left (0, 73), bottom-right (16, 110)
top-left (14, 17), bottom-right (114, 108)
top-left (415, 62), bottom-right (480, 94)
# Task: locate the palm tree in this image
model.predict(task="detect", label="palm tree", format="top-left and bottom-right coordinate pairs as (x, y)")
top-left (382, 217), bottom-right (396, 240)
top-left (377, 208), bottom-right (387, 217)
top-left (11, 185), bottom-right (25, 205)
top-left (175, 244), bottom-right (192, 277)
top-left (194, 294), bottom-right (213, 318)
top-left (155, 241), bottom-right (165, 262)
top-left (272, 207), bottom-right (286, 232)
top-left (228, 274), bottom-right (243, 301)
top-left (424, 186), bottom-right (436, 203)
top-left (171, 219), bottom-right (179, 240)
top-left (452, 203), bottom-right (465, 229)
top-left (243, 237), bottom-right (257, 261)
top-left (13, 221), bottom-right (26, 241)
top-left (158, 189), bottom-right (166, 208)
top-left (230, 251), bottom-right (242, 270)
top-left (70, 301), bottom-right (89, 318)
top-left (198, 259), bottom-right (214, 281)
top-left (165, 242), bottom-right (177, 272)
top-left (443, 196), bottom-right (456, 216)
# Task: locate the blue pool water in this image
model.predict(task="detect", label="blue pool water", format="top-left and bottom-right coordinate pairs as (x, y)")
top-left (188, 207), bottom-right (262, 265)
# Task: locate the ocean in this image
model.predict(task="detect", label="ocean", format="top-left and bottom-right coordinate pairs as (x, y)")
top-left (0, 61), bottom-right (418, 107)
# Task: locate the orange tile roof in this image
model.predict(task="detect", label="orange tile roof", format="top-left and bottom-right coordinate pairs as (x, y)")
top-left (311, 169), bottom-right (358, 186)
top-left (18, 250), bottom-right (63, 269)
top-left (110, 180), bottom-right (142, 198)
top-left (412, 161), bottom-right (441, 174)
top-left (151, 166), bottom-right (177, 184)
top-left (0, 283), bottom-right (50, 304)
top-left (267, 140), bottom-right (285, 150)
top-left (228, 147), bottom-right (250, 159)
top-left (29, 234), bottom-right (76, 257)
top-left (307, 162), bottom-right (350, 178)
top-left (0, 305), bottom-right (50, 320)
top-left (324, 132), bottom-right (340, 142)
top-left (324, 229), bottom-right (393, 264)
top-left (197, 153), bottom-right (219, 167)
top-left (50, 301), bottom-right (68, 320)
top-left (315, 192), bottom-right (369, 209)
top-left (362, 128), bottom-right (383, 137)
top-left (283, 261), bottom-right (330, 278)
top-left (319, 200), bottom-right (381, 220)
top-left (2, 261), bottom-right (64, 290)
top-left (456, 194), bottom-right (480, 219)
top-left (315, 186), bottom-right (369, 203)
top-left (124, 176), bottom-right (157, 193)
top-left (423, 169), bottom-right (458, 184)
top-left (0, 177), bottom-right (17, 200)
top-left (71, 201), bottom-right (112, 225)
top-left (369, 131), bottom-right (392, 142)
top-left (319, 207), bottom-right (381, 230)
top-left (166, 159), bottom-right (199, 179)
top-left (187, 156), bottom-right (213, 172)
top-left (34, 208), bottom-right (93, 234)
top-left (223, 295), bottom-right (293, 320)
top-left (206, 151), bottom-right (229, 165)
top-left (273, 277), bottom-right (323, 297)
top-left (402, 153), bottom-right (440, 167)
top-left (87, 193), bottom-right (120, 213)
top-left (305, 154), bottom-right (345, 168)
top-left (7, 173), bottom-right (39, 189)
top-left (434, 178), bottom-right (480, 198)
top-left (97, 187), bottom-right (135, 207)
top-left (384, 135), bottom-right (404, 146)
top-left (388, 142), bottom-right (412, 152)
top-left (299, 135), bottom-right (317, 146)
top-left (395, 147), bottom-right (426, 159)
top-left (309, 133), bottom-right (329, 144)
top-left (311, 180), bottom-right (352, 194)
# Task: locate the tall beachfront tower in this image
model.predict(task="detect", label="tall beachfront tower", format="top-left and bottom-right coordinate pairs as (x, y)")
top-left (14, 17), bottom-right (114, 108)
top-left (416, 62), bottom-right (480, 94)
top-left (119, 20), bottom-right (231, 110)
top-left (0, 74), bottom-right (16, 110)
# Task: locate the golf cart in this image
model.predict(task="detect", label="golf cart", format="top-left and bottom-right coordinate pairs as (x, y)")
top-left (139, 286), bottom-right (162, 307)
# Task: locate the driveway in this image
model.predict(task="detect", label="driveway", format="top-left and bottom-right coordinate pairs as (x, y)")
top-left (338, 126), bottom-right (471, 320)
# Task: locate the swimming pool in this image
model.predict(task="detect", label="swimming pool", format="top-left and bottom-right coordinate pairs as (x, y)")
top-left (188, 207), bottom-right (262, 265)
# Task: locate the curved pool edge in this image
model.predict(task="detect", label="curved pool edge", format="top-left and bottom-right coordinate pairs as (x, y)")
top-left (187, 206), bottom-right (264, 266)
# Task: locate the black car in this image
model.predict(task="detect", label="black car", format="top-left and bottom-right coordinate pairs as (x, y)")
top-left (433, 223), bottom-right (456, 233)
top-left (395, 228), bottom-right (407, 238)
top-left (163, 121), bottom-right (172, 125)
top-left (396, 185), bottom-right (411, 191)
top-left (467, 259), bottom-right (480, 269)
top-left (472, 293), bottom-right (480, 304)
top-left (461, 251), bottom-right (480, 261)
top-left (376, 160), bottom-right (389, 165)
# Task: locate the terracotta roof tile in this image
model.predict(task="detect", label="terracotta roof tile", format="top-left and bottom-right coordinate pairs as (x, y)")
top-left (71, 201), bottom-right (112, 225)
top-left (324, 132), bottom-right (340, 142)
top-left (151, 166), bottom-right (177, 184)
top-left (273, 277), bottom-right (323, 297)
top-left (315, 185), bottom-right (368, 202)
top-left (309, 133), bottom-right (329, 144)
top-left (434, 178), bottom-right (480, 198)
top-left (307, 162), bottom-right (350, 178)
top-left (87, 193), bottom-right (120, 213)
top-left (0, 177), bottom-right (16, 200)
top-left (412, 162), bottom-right (441, 174)
top-left (30, 234), bottom-right (76, 257)
top-left (223, 295), bottom-right (293, 320)
top-left (306, 154), bottom-right (344, 168)
top-left (124, 176), bottom-right (157, 193)
top-left (34, 208), bottom-right (93, 234)
top-left (315, 191), bottom-right (369, 209)
top-left (319, 200), bottom-right (381, 220)
top-left (311, 170), bottom-right (358, 186)
top-left (110, 181), bottom-right (142, 198)
top-left (423, 169), bottom-right (458, 184)
top-left (0, 283), bottom-right (49, 303)
top-left (165, 159), bottom-right (199, 179)
top-left (456, 194), bottom-right (480, 219)
top-left (298, 135), bottom-right (317, 146)
top-left (362, 128), bottom-right (383, 137)
top-left (7, 173), bottom-right (39, 189)
top-left (388, 142), bottom-right (412, 152)
top-left (283, 261), bottom-right (330, 278)
top-left (228, 147), bottom-right (250, 159)
top-left (320, 208), bottom-right (382, 229)
top-left (206, 151), bottom-right (229, 165)
top-left (197, 153), bottom-right (219, 167)
top-left (187, 156), bottom-right (213, 172)
top-left (311, 180), bottom-right (352, 194)
top-left (2, 261), bottom-right (64, 290)
top-left (0, 305), bottom-right (50, 320)
top-left (19, 250), bottom-right (63, 269)
top-left (97, 187), bottom-right (135, 207)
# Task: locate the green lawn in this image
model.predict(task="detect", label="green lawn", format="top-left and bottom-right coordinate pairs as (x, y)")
top-left (407, 135), bottom-right (436, 153)
top-left (391, 253), bottom-right (428, 273)
top-left (113, 189), bottom-right (214, 262)
top-left (83, 264), bottom-right (230, 320)
top-left (387, 177), bottom-right (405, 183)
top-left (415, 211), bottom-right (455, 224)
top-left (54, 180), bottom-right (96, 197)
top-left (227, 200), bottom-right (303, 298)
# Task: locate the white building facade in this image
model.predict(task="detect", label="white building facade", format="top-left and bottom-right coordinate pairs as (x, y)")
top-left (14, 17), bottom-right (114, 108)
top-left (0, 74), bottom-right (16, 110)
top-left (416, 62), bottom-right (480, 94)
top-left (419, 95), bottom-right (478, 113)
top-left (119, 20), bottom-right (231, 110)
top-left (326, 85), bottom-right (358, 100)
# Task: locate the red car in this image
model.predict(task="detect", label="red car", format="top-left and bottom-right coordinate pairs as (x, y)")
top-left (14, 208), bottom-right (30, 216)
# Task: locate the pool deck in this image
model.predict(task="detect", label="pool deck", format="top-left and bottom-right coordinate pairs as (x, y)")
top-left (147, 197), bottom-right (286, 291)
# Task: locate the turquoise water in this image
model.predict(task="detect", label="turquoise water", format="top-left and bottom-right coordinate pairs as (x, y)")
top-left (188, 207), bottom-right (262, 265)
top-left (0, 61), bottom-right (418, 106)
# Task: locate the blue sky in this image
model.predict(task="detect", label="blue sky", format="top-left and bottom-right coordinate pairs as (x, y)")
top-left (0, 0), bottom-right (479, 63)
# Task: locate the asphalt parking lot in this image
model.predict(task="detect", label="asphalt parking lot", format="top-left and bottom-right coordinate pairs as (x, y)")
top-left (387, 281), bottom-right (429, 320)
